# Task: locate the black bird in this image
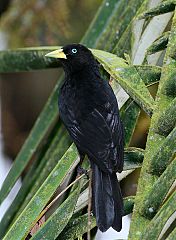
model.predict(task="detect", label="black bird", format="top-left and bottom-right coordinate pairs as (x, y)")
top-left (45, 44), bottom-right (124, 232)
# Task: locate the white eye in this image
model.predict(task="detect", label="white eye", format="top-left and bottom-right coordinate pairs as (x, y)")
top-left (72, 48), bottom-right (77, 54)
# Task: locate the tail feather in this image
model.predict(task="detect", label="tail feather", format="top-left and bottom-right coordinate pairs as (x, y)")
top-left (111, 173), bottom-right (124, 231)
top-left (92, 163), bottom-right (123, 232)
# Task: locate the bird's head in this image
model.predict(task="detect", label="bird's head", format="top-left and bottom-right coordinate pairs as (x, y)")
top-left (45, 44), bottom-right (98, 73)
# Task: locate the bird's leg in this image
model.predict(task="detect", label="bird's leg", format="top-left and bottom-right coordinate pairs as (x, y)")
top-left (76, 151), bottom-right (89, 179)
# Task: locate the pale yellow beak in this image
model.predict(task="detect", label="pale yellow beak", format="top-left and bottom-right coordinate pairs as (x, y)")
top-left (45, 49), bottom-right (67, 59)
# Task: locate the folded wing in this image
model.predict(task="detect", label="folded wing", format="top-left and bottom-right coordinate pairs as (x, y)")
top-left (61, 103), bottom-right (124, 173)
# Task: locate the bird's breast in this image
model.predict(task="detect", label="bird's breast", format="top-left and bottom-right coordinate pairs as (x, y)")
top-left (60, 81), bottom-right (100, 121)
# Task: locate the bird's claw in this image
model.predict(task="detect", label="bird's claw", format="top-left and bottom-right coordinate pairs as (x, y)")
top-left (77, 165), bottom-right (89, 179)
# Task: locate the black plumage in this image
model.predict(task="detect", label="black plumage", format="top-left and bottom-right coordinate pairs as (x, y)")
top-left (46, 44), bottom-right (124, 232)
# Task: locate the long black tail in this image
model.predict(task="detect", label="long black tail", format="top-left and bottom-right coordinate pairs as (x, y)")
top-left (91, 163), bottom-right (124, 232)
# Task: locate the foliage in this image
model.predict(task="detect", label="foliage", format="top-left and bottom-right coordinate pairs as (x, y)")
top-left (0, 0), bottom-right (101, 47)
top-left (0, 0), bottom-right (175, 239)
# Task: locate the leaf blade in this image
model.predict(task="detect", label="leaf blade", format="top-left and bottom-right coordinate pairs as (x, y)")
top-left (3, 144), bottom-right (79, 240)
top-left (0, 80), bottom-right (62, 205)
top-left (92, 49), bottom-right (155, 116)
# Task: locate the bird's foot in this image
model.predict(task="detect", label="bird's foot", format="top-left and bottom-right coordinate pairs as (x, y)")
top-left (77, 165), bottom-right (89, 179)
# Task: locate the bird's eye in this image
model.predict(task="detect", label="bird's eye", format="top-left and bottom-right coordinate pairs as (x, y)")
top-left (71, 48), bottom-right (77, 54)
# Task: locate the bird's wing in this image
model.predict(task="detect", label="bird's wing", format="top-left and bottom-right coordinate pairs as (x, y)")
top-left (104, 104), bottom-right (124, 172)
top-left (62, 105), bottom-right (124, 173)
